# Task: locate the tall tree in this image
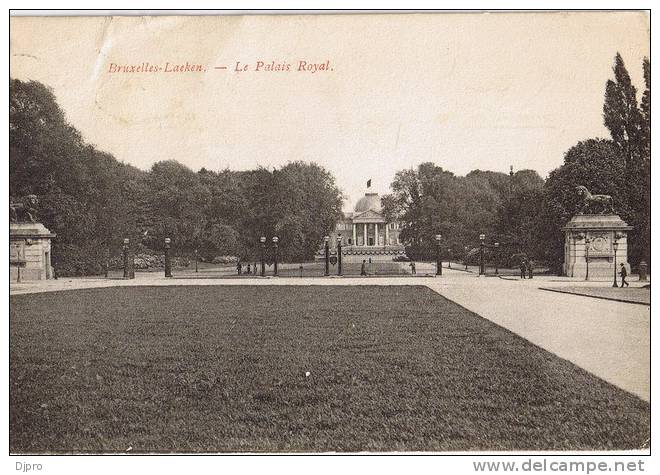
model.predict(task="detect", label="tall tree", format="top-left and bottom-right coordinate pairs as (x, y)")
top-left (603, 53), bottom-right (642, 165)
top-left (640, 57), bottom-right (651, 156)
top-left (383, 163), bottom-right (516, 261)
top-left (382, 164), bottom-right (455, 259)
top-left (271, 162), bottom-right (343, 261)
top-left (496, 169), bottom-right (545, 259)
top-left (602, 54), bottom-right (650, 265)
top-left (142, 160), bottom-right (212, 253)
top-left (638, 57), bottom-right (651, 264)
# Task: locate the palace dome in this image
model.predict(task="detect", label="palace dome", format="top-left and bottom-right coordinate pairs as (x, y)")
top-left (354, 193), bottom-right (382, 213)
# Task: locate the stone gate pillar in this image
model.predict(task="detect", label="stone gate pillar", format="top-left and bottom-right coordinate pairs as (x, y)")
top-left (10, 222), bottom-right (56, 282)
top-left (562, 214), bottom-right (632, 279)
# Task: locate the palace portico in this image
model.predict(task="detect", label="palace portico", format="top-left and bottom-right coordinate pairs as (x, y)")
top-left (323, 192), bottom-right (406, 262)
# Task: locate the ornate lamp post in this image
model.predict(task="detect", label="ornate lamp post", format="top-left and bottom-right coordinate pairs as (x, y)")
top-left (494, 242), bottom-right (500, 274)
top-left (104, 247), bottom-right (109, 278)
top-left (122, 238), bottom-right (130, 279)
top-left (324, 235), bottom-right (330, 276)
top-left (479, 234), bottom-right (486, 276)
top-left (260, 236), bottom-right (266, 276)
top-left (584, 235), bottom-right (591, 281)
top-left (612, 232), bottom-right (623, 288)
top-left (272, 236), bottom-right (279, 277)
top-left (465, 246), bottom-right (469, 271)
top-left (448, 248), bottom-right (452, 269)
top-left (337, 234), bottom-right (343, 276)
top-left (572, 233), bottom-right (579, 276)
top-left (164, 237), bottom-right (172, 277)
top-left (194, 249), bottom-right (198, 273)
top-left (435, 234), bottom-right (442, 276)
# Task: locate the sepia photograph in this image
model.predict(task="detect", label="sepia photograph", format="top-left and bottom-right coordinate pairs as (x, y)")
top-left (7, 7), bottom-right (652, 465)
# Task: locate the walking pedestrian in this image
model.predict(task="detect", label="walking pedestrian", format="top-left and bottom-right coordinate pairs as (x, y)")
top-left (527, 258), bottom-right (534, 279)
top-left (619, 263), bottom-right (629, 287)
top-left (237, 260), bottom-right (242, 276)
top-left (246, 263), bottom-right (251, 274)
top-left (410, 261), bottom-right (417, 275)
top-left (361, 259), bottom-right (367, 276)
top-left (519, 260), bottom-right (527, 279)
top-left (253, 263), bottom-right (258, 275)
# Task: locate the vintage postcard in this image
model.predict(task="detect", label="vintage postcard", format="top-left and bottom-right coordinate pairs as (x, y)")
top-left (8, 9), bottom-right (651, 467)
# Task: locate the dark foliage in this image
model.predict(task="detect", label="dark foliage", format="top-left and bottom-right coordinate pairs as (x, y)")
top-left (383, 163), bottom-right (544, 263)
top-left (10, 79), bottom-right (343, 275)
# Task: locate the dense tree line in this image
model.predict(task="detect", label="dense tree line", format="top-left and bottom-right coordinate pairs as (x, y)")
top-left (384, 54), bottom-right (650, 273)
top-left (10, 79), bottom-right (343, 276)
top-left (382, 164), bottom-right (545, 264)
top-left (10, 53), bottom-right (650, 276)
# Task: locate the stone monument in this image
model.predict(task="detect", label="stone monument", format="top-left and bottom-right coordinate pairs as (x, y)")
top-left (10, 195), bottom-right (56, 282)
top-left (562, 186), bottom-right (632, 279)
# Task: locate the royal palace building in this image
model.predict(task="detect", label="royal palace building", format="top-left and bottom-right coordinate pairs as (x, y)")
top-left (322, 191), bottom-right (406, 263)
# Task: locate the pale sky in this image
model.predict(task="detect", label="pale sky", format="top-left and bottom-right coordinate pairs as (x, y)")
top-left (10, 12), bottom-right (649, 210)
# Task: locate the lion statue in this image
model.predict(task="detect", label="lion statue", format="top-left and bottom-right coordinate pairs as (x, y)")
top-left (575, 186), bottom-right (615, 215)
top-left (10, 194), bottom-right (39, 223)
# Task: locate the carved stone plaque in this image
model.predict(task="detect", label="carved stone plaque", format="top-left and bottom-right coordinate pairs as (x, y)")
top-left (587, 233), bottom-right (611, 256)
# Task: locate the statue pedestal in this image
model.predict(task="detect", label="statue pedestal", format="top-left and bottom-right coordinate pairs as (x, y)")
top-left (10, 223), bottom-right (56, 282)
top-left (562, 214), bottom-right (632, 279)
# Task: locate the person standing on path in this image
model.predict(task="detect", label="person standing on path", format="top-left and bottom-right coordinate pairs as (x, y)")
top-left (620, 263), bottom-right (629, 287)
top-left (361, 259), bottom-right (367, 276)
top-left (527, 259), bottom-right (534, 279)
top-left (520, 260), bottom-right (527, 279)
top-left (237, 260), bottom-right (242, 276)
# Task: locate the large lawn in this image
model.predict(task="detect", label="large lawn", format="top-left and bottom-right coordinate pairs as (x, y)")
top-left (10, 286), bottom-right (649, 452)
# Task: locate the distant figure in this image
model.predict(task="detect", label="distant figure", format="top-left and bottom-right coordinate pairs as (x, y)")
top-left (237, 261), bottom-right (242, 276)
top-left (527, 259), bottom-right (534, 279)
top-left (519, 260), bottom-right (527, 279)
top-left (246, 263), bottom-right (251, 274)
top-left (410, 261), bottom-right (416, 275)
top-left (253, 263), bottom-right (258, 275)
top-left (361, 259), bottom-right (367, 276)
top-left (620, 263), bottom-right (629, 287)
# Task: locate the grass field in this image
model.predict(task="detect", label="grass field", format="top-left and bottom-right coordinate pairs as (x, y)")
top-left (10, 286), bottom-right (649, 453)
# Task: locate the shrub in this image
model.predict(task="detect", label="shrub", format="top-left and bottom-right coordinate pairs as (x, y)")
top-left (107, 252), bottom-right (190, 271)
top-left (212, 255), bottom-right (239, 264)
top-left (52, 243), bottom-right (106, 277)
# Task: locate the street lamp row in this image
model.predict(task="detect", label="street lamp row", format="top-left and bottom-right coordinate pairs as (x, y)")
top-left (120, 233), bottom-right (509, 280)
top-left (123, 236), bottom-right (278, 279)
top-left (119, 233), bottom-right (515, 280)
